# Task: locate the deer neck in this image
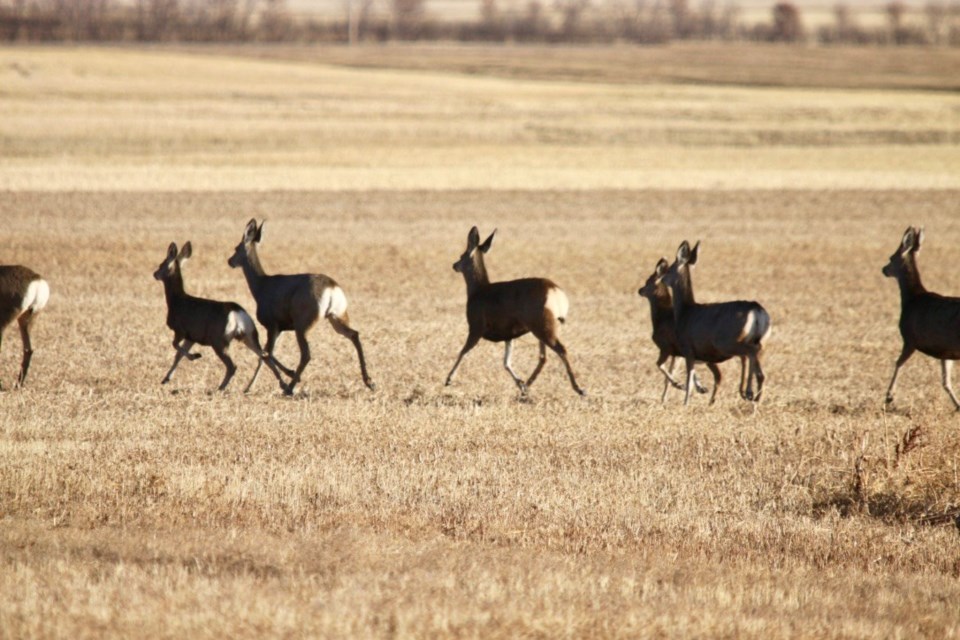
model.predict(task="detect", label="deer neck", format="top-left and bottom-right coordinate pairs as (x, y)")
top-left (463, 256), bottom-right (490, 298)
top-left (162, 269), bottom-right (186, 305)
top-left (668, 269), bottom-right (695, 323)
top-left (240, 246), bottom-right (268, 294)
top-left (896, 257), bottom-right (926, 304)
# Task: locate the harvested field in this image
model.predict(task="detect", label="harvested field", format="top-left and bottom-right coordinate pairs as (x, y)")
top-left (1, 46), bottom-right (959, 638)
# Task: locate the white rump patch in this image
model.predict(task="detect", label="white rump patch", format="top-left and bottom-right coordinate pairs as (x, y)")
top-left (319, 286), bottom-right (348, 319)
top-left (22, 279), bottom-right (50, 314)
top-left (225, 309), bottom-right (255, 341)
top-left (739, 310), bottom-right (755, 341)
top-left (545, 287), bottom-right (569, 322)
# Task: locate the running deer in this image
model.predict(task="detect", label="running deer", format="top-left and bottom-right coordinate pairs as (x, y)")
top-left (227, 219), bottom-right (375, 396)
top-left (0, 265), bottom-right (49, 389)
top-left (154, 242), bottom-right (285, 393)
top-left (882, 226), bottom-right (960, 410)
top-left (657, 240), bottom-right (771, 405)
top-left (445, 226), bottom-right (586, 397)
top-left (638, 257), bottom-right (710, 402)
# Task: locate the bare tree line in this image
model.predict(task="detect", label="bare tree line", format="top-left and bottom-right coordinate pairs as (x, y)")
top-left (2, 0), bottom-right (959, 45)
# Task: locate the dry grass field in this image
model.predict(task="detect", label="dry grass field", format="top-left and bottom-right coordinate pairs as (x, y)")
top-left (1, 45), bottom-right (960, 637)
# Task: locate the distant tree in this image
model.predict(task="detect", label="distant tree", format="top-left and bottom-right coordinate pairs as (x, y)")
top-left (392, 0), bottom-right (424, 38)
top-left (771, 1), bottom-right (803, 41)
top-left (886, 0), bottom-right (905, 41)
top-left (925, 1), bottom-right (946, 43)
top-left (669, 0), bottom-right (691, 37)
top-left (556, 0), bottom-right (589, 39)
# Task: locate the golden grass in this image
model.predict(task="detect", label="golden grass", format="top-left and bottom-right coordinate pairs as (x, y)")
top-left (1, 47), bottom-right (959, 191)
top-left (1, 46), bottom-right (960, 637)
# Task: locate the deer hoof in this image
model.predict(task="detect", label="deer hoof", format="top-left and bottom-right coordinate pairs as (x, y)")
top-left (576, 388), bottom-right (587, 397)
top-left (744, 390), bottom-right (754, 401)
top-left (188, 353), bottom-right (201, 361)
top-left (365, 380), bottom-right (377, 392)
top-left (161, 378), bottom-right (170, 385)
top-left (885, 395), bottom-right (894, 404)
top-left (695, 384), bottom-right (708, 394)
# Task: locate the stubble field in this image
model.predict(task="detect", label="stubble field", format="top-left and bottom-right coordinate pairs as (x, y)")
top-left (1, 44), bottom-right (960, 637)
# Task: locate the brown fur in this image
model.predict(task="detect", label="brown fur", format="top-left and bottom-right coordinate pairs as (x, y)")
top-left (0, 264), bottom-right (47, 389)
top-left (228, 219), bottom-right (375, 396)
top-left (445, 226), bottom-right (585, 397)
top-left (882, 226), bottom-right (960, 410)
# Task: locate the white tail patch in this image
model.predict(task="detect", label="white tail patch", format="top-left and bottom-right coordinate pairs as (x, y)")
top-left (545, 287), bottom-right (569, 323)
top-left (225, 309), bottom-right (255, 341)
top-left (319, 286), bottom-right (348, 319)
top-left (21, 279), bottom-right (50, 314)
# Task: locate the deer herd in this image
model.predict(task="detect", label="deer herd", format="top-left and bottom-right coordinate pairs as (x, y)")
top-left (1, 223), bottom-right (959, 410)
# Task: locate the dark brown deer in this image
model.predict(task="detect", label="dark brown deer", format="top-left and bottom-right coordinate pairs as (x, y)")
top-left (882, 226), bottom-right (960, 411)
top-left (228, 219), bottom-right (375, 396)
top-left (445, 226), bottom-right (585, 397)
top-left (0, 265), bottom-right (49, 389)
top-left (155, 242), bottom-right (285, 393)
top-left (658, 240), bottom-right (771, 405)
top-left (638, 257), bottom-right (711, 402)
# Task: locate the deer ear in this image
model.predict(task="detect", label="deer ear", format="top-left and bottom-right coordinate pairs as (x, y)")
top-left (655, 258), bottom-right (669, 276)
top-left (913, 227), bottom-right (924, 252)
top-left (256, 220), bottom-right (265, 243)
top-left (467, 226), bottom-right (481, 249)
top-left (167, 242), bottom-right (178, 260)
top-left (900, 227), bottom-right (915, 253)
top-left (178, 241), bottom-right (192, 263)
top-left (244, 219), bottom-right (259, 243)
top-left (688, 241), bottom-right (700, 266)
top-left (676, 241), bottom-right (690, 264)
top-left (479, 229), bottom-right (496, 254)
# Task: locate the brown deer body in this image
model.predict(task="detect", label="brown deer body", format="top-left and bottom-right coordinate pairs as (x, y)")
top-left (155, 242), bottom-right (284, 392)
top-left (658, 241), bottom-right (770, 405)
top-left (882, 226), bottom-right (960, 410)
top-left (0, 265), bottom-right (49, 389)
top-left (445, 227), bottom-right (585, 397)
top-left (228, 219), bottom-right (375, 396)
top-left (638, 258), bottom-right (710, 402)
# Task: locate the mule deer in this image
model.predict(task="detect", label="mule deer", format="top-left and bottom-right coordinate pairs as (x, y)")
top-left (228, 219), bottom-right (375, 396)
top-left (658, 240), bottom-right (771, 405)
top-left (0, 265), bottom-right (49, 389)
top-left (445, 226), bottom-right (585, 397)
top-left (638, 257), bottom-right (710, 402)
top-left (882, 226), bottom-right (960, 410)
top-left (154, 242), bottom-right (284, 392)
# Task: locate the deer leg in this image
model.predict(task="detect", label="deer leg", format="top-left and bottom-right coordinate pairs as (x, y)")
top-left (214, 346), bottom-right (237, 392)
top-left (738, 356), bottom-right (749, 399)
top-left (172, 337), bottom-right (201, 361)
top-left (525, 341), bottom-right (548, 389)
top-left (502, 340), bottom-right (528, 395)
top-left (328, 314), bottom-right (376, 391)
top-left (445, 329), bottom-right (482, 387)
top-left (659, 354), bottom-right (675, 403)
top-left (264, 328), bottom-right (296, 379)
top-left (941, 360), bottom-right (960, 411)
top-left (546, 339), bottom-right (586, 397)
top-left (163, 339), bottom-right (196, 384)
top-left (885, 345), bottom-right (915, 405)
top-left (706, 362), bottom-right (722, 405)
top-left (682, 356), bottom-right (696, 406)
top-left (750, 351), bottom-right (766, 402)
top-left (240, 328), bottom-right (286, 394)
top-left (284, 330), bottom-right (311, 396)
top-left (657, 352), bottom-right (684, 391)
top-left (15, 312), bottom-right (34, 388)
